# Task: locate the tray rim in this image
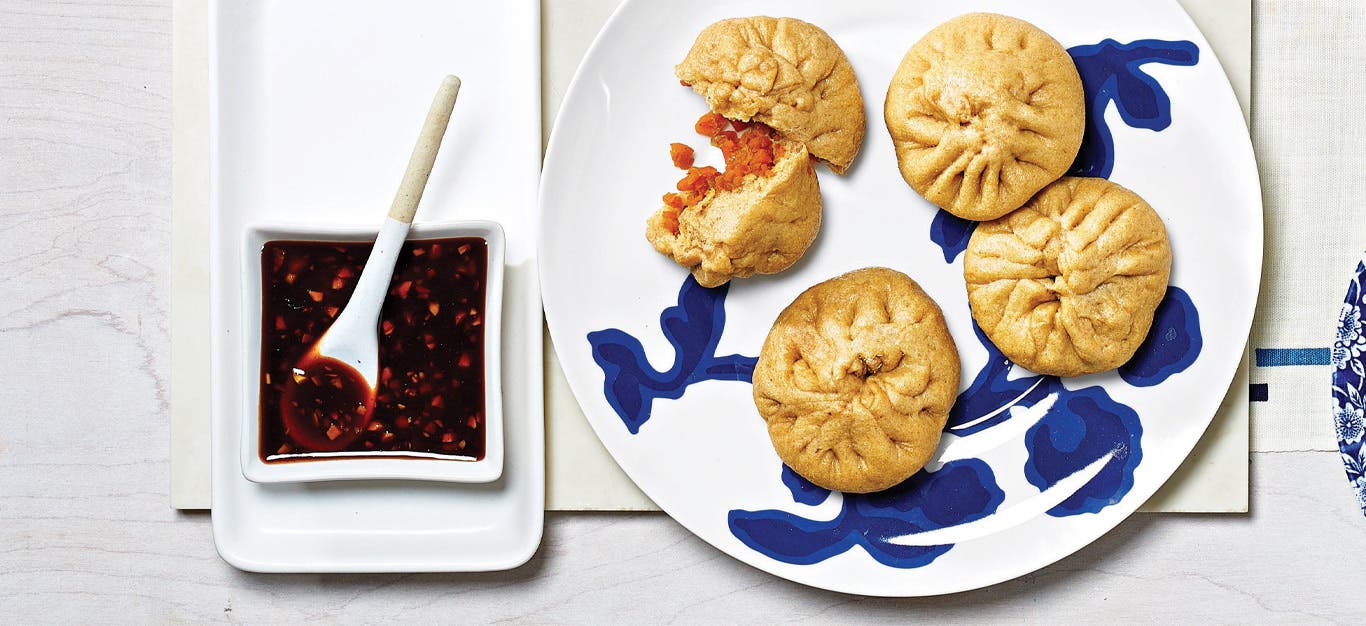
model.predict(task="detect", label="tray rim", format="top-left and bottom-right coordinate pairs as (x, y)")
top-left (206, 0), bottom-right (546, 573)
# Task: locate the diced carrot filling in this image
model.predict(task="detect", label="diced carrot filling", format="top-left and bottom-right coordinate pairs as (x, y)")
top-left (659, 208), bottom-right (680, 234)
top-left (694, 112), bottom-right (728, 137)
top-left (669, 143), bottom-right (695, 169)
top-left (676, 165), bottom-right (718, 194)
top-left (659, 113), bottom-right (785, 235)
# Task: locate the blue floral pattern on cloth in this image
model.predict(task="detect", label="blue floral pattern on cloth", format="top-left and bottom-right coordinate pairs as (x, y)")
top-left (585, 37), bottom-right (1205, 569)
top-left (1332, 259), bottom-right (1366, 513)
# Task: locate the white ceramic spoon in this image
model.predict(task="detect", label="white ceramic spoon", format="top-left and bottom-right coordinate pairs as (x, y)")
top-left (310, 75), bottom-right (461, 390)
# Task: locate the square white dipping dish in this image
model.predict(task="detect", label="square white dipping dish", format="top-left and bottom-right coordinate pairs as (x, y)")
top-left (240, 220), bottom-right (504, 484)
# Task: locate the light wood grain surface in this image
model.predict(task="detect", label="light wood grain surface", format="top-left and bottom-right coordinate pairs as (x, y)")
top-left (1, 0), bottom-right (1362, 621)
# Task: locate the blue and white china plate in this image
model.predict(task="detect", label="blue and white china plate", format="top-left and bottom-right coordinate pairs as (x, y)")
top-left (540, 0), bottom-right (1261, 596)
top-left (1333, 257), bottom-right (1366, 513)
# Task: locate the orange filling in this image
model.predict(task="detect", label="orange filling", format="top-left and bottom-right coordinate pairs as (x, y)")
top-left (660, 112), bottom-right (786, 235)
top-left (669, 143), bottom-right (694, 169)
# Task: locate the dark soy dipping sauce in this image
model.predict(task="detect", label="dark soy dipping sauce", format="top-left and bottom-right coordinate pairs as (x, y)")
top-left (259, 237), bottom-right (488, 462)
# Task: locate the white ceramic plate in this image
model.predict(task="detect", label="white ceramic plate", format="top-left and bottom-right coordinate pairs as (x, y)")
top-left (540, 0), bottom-right (1260, 595)
top-left (209, 0), bottom-right (543, 572)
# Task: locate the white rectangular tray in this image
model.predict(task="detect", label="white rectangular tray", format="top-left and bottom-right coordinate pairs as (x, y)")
top-left (208, 0), bottom-right (544, 572)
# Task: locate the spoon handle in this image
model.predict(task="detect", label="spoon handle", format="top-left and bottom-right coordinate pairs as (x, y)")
top-left (389, 75), bottom-right (462, 224)
top-left (316, 76), bottom-right (462, 386)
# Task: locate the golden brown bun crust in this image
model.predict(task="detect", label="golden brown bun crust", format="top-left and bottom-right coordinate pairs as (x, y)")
top-left (885, 13), bottom-right (1084, 221)
top-left (965, 177), bottom-right (1172, 377)
top-left (646, 139), bottom-right (822, 288)
top-left (753, 267), bottom-right (960, 493)
top-left (677, 16), bottom-right (865, 174)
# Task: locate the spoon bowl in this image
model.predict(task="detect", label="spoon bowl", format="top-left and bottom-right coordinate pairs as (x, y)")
top-left (279, 351), bottom-right (376, 451)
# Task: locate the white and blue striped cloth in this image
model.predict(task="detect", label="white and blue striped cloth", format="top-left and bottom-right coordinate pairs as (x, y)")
top-left (1249, 1), bottom-right (1366, 452)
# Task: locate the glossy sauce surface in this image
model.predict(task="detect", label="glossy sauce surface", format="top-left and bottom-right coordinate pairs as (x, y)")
top-left (259, 237), bottom-right (487, 462)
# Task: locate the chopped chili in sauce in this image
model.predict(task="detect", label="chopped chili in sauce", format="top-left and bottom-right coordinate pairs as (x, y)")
top-left (259, 238), bottom-right (487, 462)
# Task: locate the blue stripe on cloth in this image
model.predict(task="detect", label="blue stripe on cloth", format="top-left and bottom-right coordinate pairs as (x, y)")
top-left (1249, 383), bottom-right (1268, 402)
top-left (1254, 348), bottom-right (1331, 367)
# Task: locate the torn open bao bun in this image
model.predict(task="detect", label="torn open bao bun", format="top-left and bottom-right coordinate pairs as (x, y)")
top-left (648, 16), bottom-right (865, 288)
top-left (676, 16), bottom-right (866, 174)
top-left (647, 134), bottom-right (821, 288)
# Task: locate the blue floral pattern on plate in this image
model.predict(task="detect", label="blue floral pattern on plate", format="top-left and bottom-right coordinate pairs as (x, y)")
top-left (587, 277), bottom-right (756, 434)
top-left (1332, 258), bottom-right (1366, 512)
top-left (728, 461), bottom-right (1004, 568)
